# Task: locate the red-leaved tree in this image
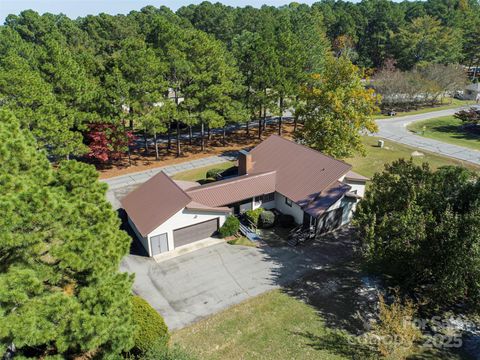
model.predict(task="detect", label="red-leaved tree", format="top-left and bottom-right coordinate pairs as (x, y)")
top-left (85, 124), bottom-right (136, 163)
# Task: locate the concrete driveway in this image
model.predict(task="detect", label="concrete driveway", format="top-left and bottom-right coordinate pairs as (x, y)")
top-left (375, 107), bottom-right (480, 166)
top-left (120, 229), bottom-right (354, 330)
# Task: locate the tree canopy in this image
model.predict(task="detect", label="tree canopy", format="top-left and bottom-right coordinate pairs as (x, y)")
top-left (354, 159), bottom-right (480, 310)
top-left (0, 110), bottom-right (134, 358)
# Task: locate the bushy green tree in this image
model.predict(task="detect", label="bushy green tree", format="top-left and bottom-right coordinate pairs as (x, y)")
top-left (354, 159), bottom-right (480, 309)
top-left (297, 56), bottom-right (379, 158)
top-left (0, 110), bottom-right (134, 358)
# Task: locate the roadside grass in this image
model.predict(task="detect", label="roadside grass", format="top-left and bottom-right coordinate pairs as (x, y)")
top-left (345, 136), bottom-right (480, 178)
top-left (171, 161), bottom-right (235, 182)
top-left (171, 290), bottom-right (375, 360)
top-left (372, 98), bottom-right (474, 119)
top-left (407, 115), bottom-right (480, 151)
top-left (227, 236), bottom-right (256, 247)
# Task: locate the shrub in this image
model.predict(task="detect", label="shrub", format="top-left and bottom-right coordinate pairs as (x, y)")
top-left (279, 214), bottom-right (295, 227)
top-left (206, 168), bottom-right (224, 179)
top-left (139, 344), bottom-right (197, 360)
top-left (370, 293), bottom-right (421, 359)
top-left (132, 296), bottom-right (169, 354)
top-left (259, 210), bottom-right (275, 228)
top-left (219, 216), bottom-right (240, 238)
top-left (245, 208), bottom-right (264, 226)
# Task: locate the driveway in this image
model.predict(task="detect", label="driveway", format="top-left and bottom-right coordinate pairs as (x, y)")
top-left (120, 228), bottom-right (355, 330)
top-left (375, 107), bottom-right (480, 166)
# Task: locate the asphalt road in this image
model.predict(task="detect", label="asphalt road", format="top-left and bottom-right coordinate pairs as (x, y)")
top-left (375, 107), bottom-right (480, 166)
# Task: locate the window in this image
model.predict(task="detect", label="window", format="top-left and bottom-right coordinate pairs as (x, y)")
top-left (285, 197), bottom-right (292, 207)
top-left (262, 192), bottom-right (275, 203)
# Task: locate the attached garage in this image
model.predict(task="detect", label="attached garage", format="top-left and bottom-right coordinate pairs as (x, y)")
top-left (173, 218), bottom-right (219, 248)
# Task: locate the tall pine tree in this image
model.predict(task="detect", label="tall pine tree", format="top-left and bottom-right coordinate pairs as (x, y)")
top-left (0, 110), bottom-right (134, 358)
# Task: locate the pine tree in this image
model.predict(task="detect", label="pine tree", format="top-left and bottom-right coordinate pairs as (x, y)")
top-left (0, 110), bottom-right (134, 358)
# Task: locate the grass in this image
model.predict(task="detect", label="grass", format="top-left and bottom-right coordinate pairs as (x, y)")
top-left (345, 136), bottom-right (480, 178)
top-left (171, 161), bottom-right (235, 182)
top-left (373, 98), bottom-right (474, 119)
top-left (407, 115), bottom-right (480, 151)
top-left (171, 290), bottom-right (375, 360)
top-left (227, 236), bottom-right (256, 247)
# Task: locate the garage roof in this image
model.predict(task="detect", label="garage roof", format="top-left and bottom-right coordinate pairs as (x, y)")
top-left (121, 172), bottom-right (192, 236)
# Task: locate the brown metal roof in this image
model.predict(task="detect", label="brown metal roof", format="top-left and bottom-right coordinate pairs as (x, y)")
top-left (185, 201), bottom-right (231, 213)
top-left (248, 135), bottom-right (352, 204)
top-left (344, 170), bottom-right (369, 182)
top-left (174, 180), bottom-right (201, 190)
top-left (186, 171), bottom-right (276, 207)
top-left (121, 172), bottom-right (191, 236)
top-left (303, 181), bottom-right (352, 217)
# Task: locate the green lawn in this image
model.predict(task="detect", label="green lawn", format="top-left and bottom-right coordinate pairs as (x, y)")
top-left (172, 290), bottom-right (374, 360)
top-left (407, 115), bottom-right (480, 152)
top-left (373, 98), bottom-right (474, 119)
top-left (227, 236), bottom-right (256, 247)
top-left (171, 161), bottom-right (235, 182)
top-left (345, 136), bottom-right (480, 178)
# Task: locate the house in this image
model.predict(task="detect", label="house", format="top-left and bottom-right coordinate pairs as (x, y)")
top-left (122, 135), bottom-right (368, 258)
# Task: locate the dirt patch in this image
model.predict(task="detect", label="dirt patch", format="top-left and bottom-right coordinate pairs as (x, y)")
top-left (98, 123), bottom-right (298, 179)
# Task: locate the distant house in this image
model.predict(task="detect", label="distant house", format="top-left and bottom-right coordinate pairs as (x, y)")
top-left (464, 83), bottom-right (480, 101)
top-left (122, 135), bottom-right (368, 258)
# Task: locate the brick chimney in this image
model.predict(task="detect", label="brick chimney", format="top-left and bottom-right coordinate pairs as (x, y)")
top-left (238, 150), bottom-right (252, 175)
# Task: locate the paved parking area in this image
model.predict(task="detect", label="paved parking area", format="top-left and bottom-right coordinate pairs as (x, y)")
top-left (120, 229), bottom-right (355, 330)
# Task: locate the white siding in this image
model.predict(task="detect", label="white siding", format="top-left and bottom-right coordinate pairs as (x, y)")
top-left (274, 192), bottom-right (304, 225)
top-left (147, 208), bottom-right (228, 254)
top-left (128, 216), bottom-right (151, 256)
top-left (343, 179), bottom-right (366, 197)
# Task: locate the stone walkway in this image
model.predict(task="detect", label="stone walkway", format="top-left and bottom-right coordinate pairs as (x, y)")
top-left (375, 107), bottom-right (480, 166)
top-left (102, 153), bottom-right (237, 190)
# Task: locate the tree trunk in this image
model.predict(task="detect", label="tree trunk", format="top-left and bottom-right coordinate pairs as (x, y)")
top-left (222, 126), bottom-right (226, 146)
top-left (143, 129), bottom-right (148, 155)
top-left (176, 121), bottom-right (181, 157)
top-left (201, 121), bottom-right (205, 151)
top-left (207, 125), bottom-right (211, 141)
top-left (263, 107), bottom-right (267, 132)
top-left (293, 113), bottom-right (299, 132)
top-left (167, 122), bottom-right (172, 150)
top-left (278, 96), bottom-right (283, 136)
top-left (246, 120), bottom-right (249, 136)
top-left (258, 109), bottom-right (262, 139)
top-left (154, 131), bottom-right (159, 160)
top-left (189, 126), bottom-right (193, 145)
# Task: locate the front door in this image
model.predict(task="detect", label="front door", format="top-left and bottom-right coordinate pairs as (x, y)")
top-left (150, 233), bottom-right (169, 256)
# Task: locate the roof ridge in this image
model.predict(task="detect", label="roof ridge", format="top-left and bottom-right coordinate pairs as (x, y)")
top-left (161, 171), bottom-right (192, 201)
top-left (263, 134), bottom-right (352, 169)
top-left (186, 170), bottom-right (277, 193)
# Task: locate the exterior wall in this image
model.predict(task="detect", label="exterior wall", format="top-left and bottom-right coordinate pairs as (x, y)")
top-left (343, 180), bottom-right (366, 197)
top-left (252, 197), bottom-right (275, 210)
top-left (240, 202), bottom-right (253, 213)
top-left (128, 216), bottom-right (151, 256)
top-left (274, 192), bottom-right (304, 224)
top-left (147, 208), bottom-right (228, 254)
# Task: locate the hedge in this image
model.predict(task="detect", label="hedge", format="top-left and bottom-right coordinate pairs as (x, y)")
top-left (219, 215), bottom-right (240, 238)
top-left (259, 210), bottom-right (275, 228)
top-left (245, 208), bottom-right (264, 226)
top-left (132, 295), bottom-right (169, 354)
top-left (206, 168), bottom-right (224, 179)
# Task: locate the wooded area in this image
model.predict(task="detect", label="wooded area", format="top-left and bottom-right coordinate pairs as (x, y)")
top-left (0, 0), bottom-right (478, 165)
